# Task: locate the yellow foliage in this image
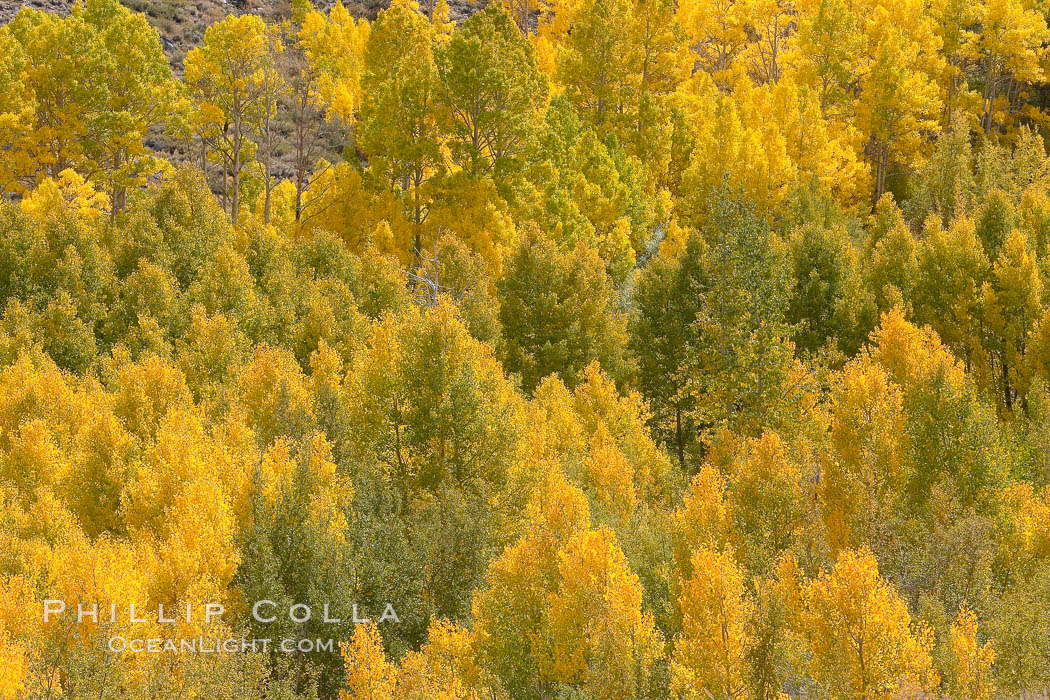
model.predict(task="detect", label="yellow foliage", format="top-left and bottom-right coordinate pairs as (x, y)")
top-left (4, 0), bottom-right (1050, 694)
top-left (155, 475), bottom-right (240, 603)
top-left (949, 605), bottom-right (996, 700)
top-left (467, 469), bottom-right (666, 696)
top-left (121, 407), bottom-right (214, 531)
top-left (19, 169), bottom-right (110, 221)
top-left (540, 527), bottom-right (663, 697)
top-left (673, 466), bottom-right (733, 575)
top-left (824, 357), bottom-right (905, 550)
top-left (799, 548), bottom-right (940, 698)
top-left (234, 344), bottom-right (316, 445)
top-left (297, 432), bottom-right (354, 543)
top-left (671, 547), bottom-right (754, 700)
top-left (676, 73), bottom-right (796, 220)
top-left (0, 628), bottom-right (26, 700)
top-left (341, 622), bottom-right (398, 700)
top-left (675, 0), bottom-right (750, 89)
top-left (534, 363), bottom-right (676, 515)
top-left (340, 620), bottom-right (476, 699)
top-left (870, 307), bottom-right (967, 389)
top-left (299, 2), bottom-right (371, 125)
top-left (582, 422), bottom-right (637, 519)
top-left (1002, 481), bottom-right (1050, 560)
top-left (111, 354), bottom-right (193, 438)
top-left (0, 353), bottom-right (133, 535)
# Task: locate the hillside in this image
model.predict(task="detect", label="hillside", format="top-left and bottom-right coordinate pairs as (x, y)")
top-left (5, 0), bottom-right (1050, 697)
top-left (0, 0), bottom-right (484, 188)
top-left (0, 0), bottom-right (483, 64)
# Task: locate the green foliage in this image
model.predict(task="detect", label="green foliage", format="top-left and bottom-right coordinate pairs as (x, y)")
top-left (684, 187), bottom-right (795, 441)
top-left (497, 229), bottom-right (633, 394)
top-left (436, 4), bottom-right (547, 192)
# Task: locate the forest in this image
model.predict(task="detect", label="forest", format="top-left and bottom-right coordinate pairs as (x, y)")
top-left (2, 0), bottom-right (1050, 696)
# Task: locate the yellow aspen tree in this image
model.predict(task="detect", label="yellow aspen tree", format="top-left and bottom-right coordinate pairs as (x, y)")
top-left (913, 215), bottom-right (990, 367)
top-left (5, 7), bottom-right (98, 186)
top-left (0, 26), bottom-right (34, 195)
top-left (467, 467), bottom-right (664, 697)
top-left (540, 527), bottom-right (664, 698)
top-left (394, 620), bottom-right (477, 699)
top-left (728, 431), bottom-right (811, 572)
top-left (799, 548), bottom-right (939, 698)
top-left (17, 168), bottom-right (110, 221)
top-left (155, 474), bottom-right (240, 605)
top-left (929, 0), bottom-right (980, 128)
top-left (1026, 306), bottom-right (1050, 388)
top-left (948, 605), bottom-right (996, 700)
top-left (298, 1), bottom-right (370, 126)
top-left (184, 15), bottom-right (273, 221)
top-left (670, 547), bottom-right (754, 700)
top-left (976, 0), bottom-right (1049, 136)
top-left (626, 0), bottom-right (691, 165)
top-left (175, 307), bottom-right (250, 399)
top-left (1000, 481), bottom-right (1050, 563)
top-left (536, 362), bottom-right (677, 506)
top-left (791, 0), bottom-right (865, 118)
top-left (469, 468), bottom-right (592, 694)
top-left (436, 4), bottom-right (548, 184)
top-left (854, 0), bottom-right (945, 205)
top-left (823, 356), bottom-right (906, 550)
top-left (676, 0), bottom-right (750, 90)
top-left (979, 228), bottom-right (1044, 409)
top-left (234, 344), bottom-right (316, 446)
top-left (341, 622), bottom-right (398, 700)
top-left (0, 352), bottom-right (133, 536)
top-left (733, 77), bottom-right (869, 210)
top-left (740, 0), bottom-right (798, 85)
top-left (793, 0), bottom-right (945, 203)
top-left (120, 407), bottom-right (216, 531)
top-left (79, 0), bottom-right (179, 214)
top-left (110, 354), bottom-right (193, 440)
top-left (3, 0), bottom-right (177, 205)
top-left (290, 3), bottom-right (369, 220)
top-left (633, 0), bottom-right (691, 99)
top-left (255, 26), bottom-right (285, 225)
top-left (582, 422), bottom-right (638, 520)
top-left (431, 0), bottom-right (456, 41)
top-left (673, 466), bottom-right (733, 577)
top-left (677, 77), bottom-right (797, 218)
top-left (556, 0), bottom-right (642, 139)
top-left (0, 628), bottom-right (25, 700)
top-left (358, 0), bottom-right (443, 254)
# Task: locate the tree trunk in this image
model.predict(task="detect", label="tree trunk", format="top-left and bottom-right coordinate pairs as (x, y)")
top-left (675, 406), bottom-right (685, 470)
top-left (232, 126), bottom-right (240, 222)
top-left (983, 56), bottom-right (996, 137)
top-left (111, 151), bottom-right (126, 219)
top-left (263, 125), bottom-right (272, 225)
